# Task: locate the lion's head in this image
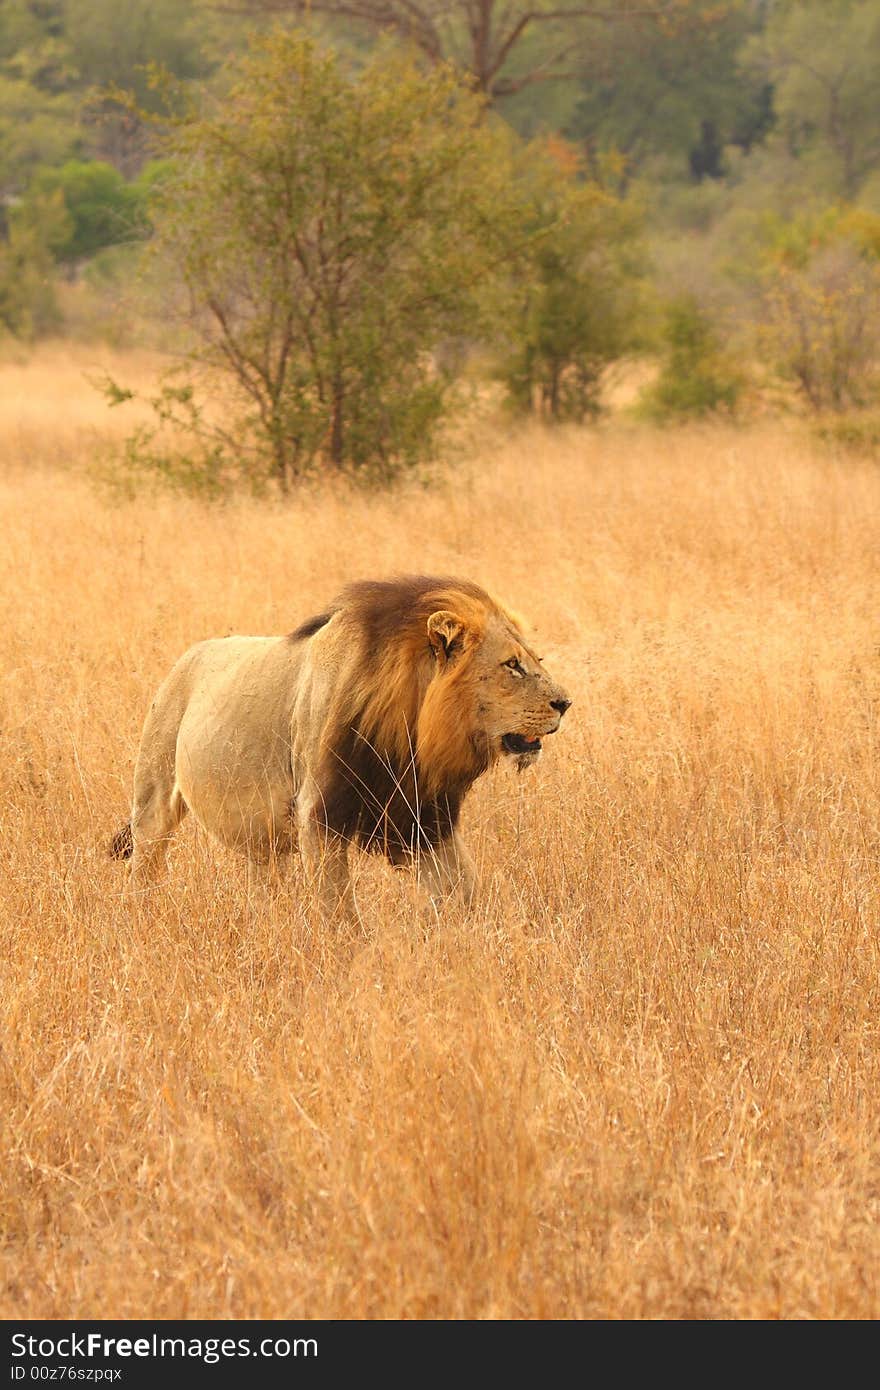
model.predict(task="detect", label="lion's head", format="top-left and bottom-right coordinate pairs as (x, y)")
top-left (418, 590), bottom-right (571, 783)
top-left (304, 576), bottom-right (571, 858)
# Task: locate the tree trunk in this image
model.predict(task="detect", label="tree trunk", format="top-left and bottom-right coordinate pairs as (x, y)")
top-left (273, 438), bottom-right (291, 493)
top-left (329, 370), bottom-right (345, 467)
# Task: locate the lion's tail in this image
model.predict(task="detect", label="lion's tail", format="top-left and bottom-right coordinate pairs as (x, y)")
top-left (109, 820), bottom-right (133, 861)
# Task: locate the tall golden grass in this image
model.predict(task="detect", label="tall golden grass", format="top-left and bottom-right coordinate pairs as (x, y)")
top-left (2, 346), bottom-right (880, 1319)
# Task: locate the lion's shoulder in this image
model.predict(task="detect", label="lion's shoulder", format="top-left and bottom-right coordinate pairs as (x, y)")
top-left (290, 574), bottom-right (515, 852)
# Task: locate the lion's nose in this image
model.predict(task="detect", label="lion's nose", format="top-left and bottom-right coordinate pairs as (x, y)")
top-left (550, 697), bottom-right (571, 716)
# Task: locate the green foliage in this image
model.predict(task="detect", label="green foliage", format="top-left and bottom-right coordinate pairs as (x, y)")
top-left (498, 141), bottom-right (645, 423)
top-left (71, 0), bottom-right (214, 171)
top-left (1, 0), bottom-right (878, 413)
top-left (813, 409), bottom-right (880, 457)
top-left (762, 248), bottom-right (880, 413)
top-left (742, 0), bottom-right (880, 200)
top-left (567, 2), bottom-right (768, 181)
top-left (0, 147), bottom-right (153, 344)
top-left (130, 30), bottom-right (533, 487)
top-left (0, 189), bottom-right (70, 339)
top-left (639, 297), bottom-right (743, 422)
top-left (0, 0), bottom-right (215, 186)
top-left (93, 368), bottom-right (258, 498)
top-left (65, 0), bottom-right (209, 100)
top-left (0, 76), bottom-right (80, 199)
top-left (758, 210), bottom-right (880, 412)
top-left (0, 5), bottom-right (80, 199)
top-left (28, 160), bottom-right (147, 262)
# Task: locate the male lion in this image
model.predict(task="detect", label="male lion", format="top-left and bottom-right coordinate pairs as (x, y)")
top-left (112, 575), bottom-right (570, 914)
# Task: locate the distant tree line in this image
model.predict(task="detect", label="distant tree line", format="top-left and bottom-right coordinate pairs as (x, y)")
top-left (2, 0), bottom-right (880, 473)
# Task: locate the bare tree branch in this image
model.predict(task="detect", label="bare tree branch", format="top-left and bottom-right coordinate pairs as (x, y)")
top-left (213, 0), bottom-right (683, 101)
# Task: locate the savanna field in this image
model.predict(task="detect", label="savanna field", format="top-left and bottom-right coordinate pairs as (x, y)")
top-left (3, 346), bottom-right (880, 1319)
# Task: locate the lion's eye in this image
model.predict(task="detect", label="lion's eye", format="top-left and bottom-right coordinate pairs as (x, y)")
top-left (504, 657), bottom-right (525, 676)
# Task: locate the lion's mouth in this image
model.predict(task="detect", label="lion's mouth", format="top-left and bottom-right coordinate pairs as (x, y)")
top-left (502, 732), bottom-right (543, 756)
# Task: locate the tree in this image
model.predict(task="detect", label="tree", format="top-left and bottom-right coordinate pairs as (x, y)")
top-left (27, 159), bottom-right (147, 263)
top-left (566, 0), bottom-right (769, 181)
top-left (759, 211), bottom-right (880, 412)
top-left (0, 76), bottom-right (80, 202)
top-left (224, 0), bottom-right (682, 103)
top-left (68, 0), bottom-right (215, 174)
top-left (639, 297), bottom-right (743, 420)
top-left (131, 30), bottom-right (534, 486)
top-left (498, 139), bottom-right (645, 420)
top-left (743, 0), bottom-right (880, 200)
top-left (0, 0), bottom-right (216, 193)
top-left (0, 189), bottom-right (70, 339)
top-left (0, 0), bottom-right (67, 81)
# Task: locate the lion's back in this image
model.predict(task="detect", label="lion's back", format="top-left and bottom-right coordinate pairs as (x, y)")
top-left (141, 635), bottom-right (309, 853)
top-left (171, 634), bottom-right (304, 756)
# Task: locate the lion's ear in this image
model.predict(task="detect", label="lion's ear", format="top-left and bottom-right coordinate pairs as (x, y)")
top-left (427, 610), bottom-right (467, 662)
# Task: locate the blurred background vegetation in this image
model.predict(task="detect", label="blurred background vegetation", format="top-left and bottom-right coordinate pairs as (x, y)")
top-left (2, 0), bottom-right (880, 483)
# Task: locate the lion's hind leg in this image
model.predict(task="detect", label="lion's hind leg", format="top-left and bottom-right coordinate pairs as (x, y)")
top-left (127, 782), bottom-right (188, 890)
top-left (244, 832), bottom-right (292, 905)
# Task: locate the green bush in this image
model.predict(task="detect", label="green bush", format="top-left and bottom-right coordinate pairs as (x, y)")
top-left (498, 141), bottom-right (646, 423)
top-left (29, 160), bottom-right (147, 263)
top-left (639, 297), bottom-right (743, 421)
top-left (760, 223), bottom-right (880, 412)
top-left (813, 410), bottom-right (880, 458)
top-left (119, 31), bottom-right (534, 489)
top-left (0, 189), bottom-right (70, 339)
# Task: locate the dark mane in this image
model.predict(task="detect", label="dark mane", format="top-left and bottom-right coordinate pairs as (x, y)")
top-left (338, 574), bottom-right (489, 652)
top-left (312, 574), bottom-right (497, 859)
top-left (288, 609), bottom-right (335, 642)
top-left (317, 725), bottom-right (473, 860)
top-left (290, 576), bottom-right (490, 648)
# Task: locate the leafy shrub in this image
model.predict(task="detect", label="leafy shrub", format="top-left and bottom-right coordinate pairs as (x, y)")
top-left (763, 243), bottom-right (880, 412)
top-left (498, 142), bottom-right (645, 423)
top-left (813, 410), bottom-right (880, 458)
top-left (639, 297), bottom-right (743, 421)
top-left (758, 209), bottom-right (880, 413)
top-left (120, 31), bottom-right (533, 489)
top-left (0, 190), bottom-right (70, 339)
top-left (29, 160), bottom-right (147, 263)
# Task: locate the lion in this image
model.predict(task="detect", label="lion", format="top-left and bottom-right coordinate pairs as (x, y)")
top-left (111, 575), bottom-right (571, 914)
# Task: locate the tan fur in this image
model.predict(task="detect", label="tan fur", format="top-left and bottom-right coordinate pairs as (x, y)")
top-left (114, 575), bottom-right (570, 916)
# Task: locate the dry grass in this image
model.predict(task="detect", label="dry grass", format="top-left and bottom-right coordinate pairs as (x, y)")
top-left (3, 346), bottom-right (880, 1319)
